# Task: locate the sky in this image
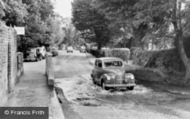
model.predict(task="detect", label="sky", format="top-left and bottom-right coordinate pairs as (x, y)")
top-left (53, 0), bottom-right (73, 18)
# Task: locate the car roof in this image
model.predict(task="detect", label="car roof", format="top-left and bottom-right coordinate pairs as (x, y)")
top-left (97, 57), bottom-right (123, 61)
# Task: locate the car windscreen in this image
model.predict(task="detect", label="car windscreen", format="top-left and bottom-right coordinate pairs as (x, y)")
top-left (104, 61), bottom-right (123, 67)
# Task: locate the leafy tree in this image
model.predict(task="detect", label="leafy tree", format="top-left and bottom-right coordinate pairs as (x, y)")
top-left (72, 0), bottom-right (111, 50)
top-left (97, 0), bottom-right (173, 49)
top-left (96, 0), bottom-right (142, 48)
top-left (17, 0), bottom-right (55, 52)
top-left (0, 0), bottom-right (5, 19)
top-left (131, 0), bottom-right (190, 82)
top-left (62, 23), bottom-right (80, 46)
top-left (48, 17), bottom-right (65, 45)
top-left (98, 0), bottom-right (190, 82)
top-left (172, 0), bottom-right (190, 82)
top-left (2, 0), bottom-right (28, 26)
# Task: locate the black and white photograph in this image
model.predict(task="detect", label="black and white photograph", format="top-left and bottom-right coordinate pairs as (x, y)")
top-left (0, 0), bottom-right (190, 119)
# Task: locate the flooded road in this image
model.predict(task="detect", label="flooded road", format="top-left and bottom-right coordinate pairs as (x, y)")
top-left (54, 50), bottom-right (190, 119)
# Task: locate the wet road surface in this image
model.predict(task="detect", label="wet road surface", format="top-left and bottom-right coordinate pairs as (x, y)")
top-left (54, 50), bottom-right (190, 119)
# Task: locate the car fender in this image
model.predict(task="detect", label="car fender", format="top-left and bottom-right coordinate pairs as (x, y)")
top-left (100, 74), bottom-right (107, 84)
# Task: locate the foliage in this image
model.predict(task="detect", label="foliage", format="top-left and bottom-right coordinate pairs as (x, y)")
top-left (0, 0), bottom-right (5, 18)
top-left (62, 23), bottom-right (80, 46)
top-left (46, 16), bottom-right (65, 45)
top-left (130, 47), bottom-right (142, 60)
top-left (2, 0), bottom-right (28, 26)
top-left (0, 0), bottom-right (62, 52)
top-left (89, 48), bottom-right (130, 62)
top-left (132, 49), bottom-right (185, 73)
top-left (128, 68), bottom-right (167, 82)
top-left (16, 0), bottom-right (58, 52)
top-left (89, 49), bottom-right (103, 58)
top-left (96, 0), bottom-right (170, 48)
top-left (101, 48), bottom-right (130, 62)
top-left (72, 0), bottom-right (111, 49)
top-left (97, 0), bottom-right (190, 82)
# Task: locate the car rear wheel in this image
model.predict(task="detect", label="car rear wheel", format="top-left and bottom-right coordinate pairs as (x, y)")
top-left (127, 86), bottom-right (134, 90)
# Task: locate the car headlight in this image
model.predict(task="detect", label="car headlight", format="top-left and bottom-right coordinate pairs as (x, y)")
top-left (106, 75), bottom-right (111, 80)
top-left (105, 74), bottom-right (115, 80)
top-left (125, 73), bottom-right (135, 80)
top-left (124, 73), bottom-right (135, 83)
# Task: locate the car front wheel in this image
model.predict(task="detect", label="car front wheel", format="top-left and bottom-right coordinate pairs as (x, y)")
top-left (101, 81), bottom-right (109, 90)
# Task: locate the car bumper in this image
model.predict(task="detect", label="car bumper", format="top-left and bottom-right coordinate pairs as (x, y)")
top-left (104, 83), bottom-right (136, 88)
top-left (25, 57), bottom-right (36, 61)
top-left (80, 50), bottom-right (86, 52)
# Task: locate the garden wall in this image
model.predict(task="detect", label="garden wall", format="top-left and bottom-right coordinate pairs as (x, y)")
top-left (0, 21), bottom-right (21, 105)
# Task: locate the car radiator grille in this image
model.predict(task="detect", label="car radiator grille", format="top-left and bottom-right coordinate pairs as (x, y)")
top-left (115, 75), bottom-right (123, 84)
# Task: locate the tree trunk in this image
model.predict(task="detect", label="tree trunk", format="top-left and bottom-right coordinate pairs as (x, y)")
top-left (176, 30), bottom-right (190, 83)
top-left (173, 0), bottom-right (190, 83)
top-left (185, 68), bottom-right (190, 83)
top-left (97, 43), bottom-right (101, 50)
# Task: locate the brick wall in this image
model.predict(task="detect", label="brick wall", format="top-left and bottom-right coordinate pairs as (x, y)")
top-left (8, 28), bottom-right (18, 92)
top-left (0, 21), bottom-right (9, 105)
top-left (0, 21), bottom-right (18, 105)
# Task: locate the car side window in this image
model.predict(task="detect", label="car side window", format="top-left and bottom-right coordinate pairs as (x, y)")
top-left (98, 61), bottom-right (102, 68)
top-left (95, 60), bottom-right (102, 68)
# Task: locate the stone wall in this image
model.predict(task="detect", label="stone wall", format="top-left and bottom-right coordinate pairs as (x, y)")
top-left (0, 21), bottom-right (18, 105)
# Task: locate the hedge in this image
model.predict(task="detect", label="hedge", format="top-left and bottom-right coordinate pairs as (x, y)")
top-left (132, 48), bottom-right (185, 73)
top-left (126, 67), bottom-right (185, 85)
top-left (89, 49), bottom-right (103, 58)
top-left (130, 47), bottom-right (142, 60)
top-left (89, 48), bottom-right (130, 62)
top-left (102, 48), bottom-right (130, 62)
top-left (127, 68), bottom-right (167, 82)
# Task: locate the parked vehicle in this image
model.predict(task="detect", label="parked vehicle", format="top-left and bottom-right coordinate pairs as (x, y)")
top-left (79, 46), bottom-right (86, 53)
top-left (36, 46), bottom-right (46, 59)
top-left (91, 57), bottom-right (136, 90)
top-left (66, 46), bottom-right (74, 53)
top-left (24, 50), bottom-right (38, 62)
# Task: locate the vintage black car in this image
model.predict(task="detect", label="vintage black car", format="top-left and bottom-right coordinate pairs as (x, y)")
top-left (91, 57), bottom-right (136, 90)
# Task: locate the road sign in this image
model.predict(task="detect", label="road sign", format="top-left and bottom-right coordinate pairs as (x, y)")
top-left (14, 27), bottom-right (25, 35)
